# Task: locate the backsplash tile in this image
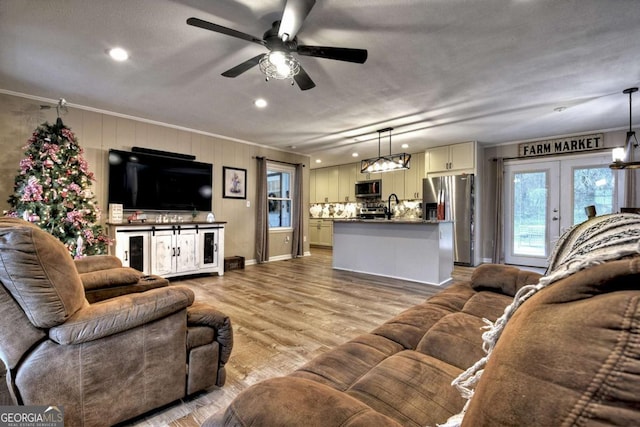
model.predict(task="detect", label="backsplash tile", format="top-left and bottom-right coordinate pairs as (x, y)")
top-left (310, 200), bottom-right (422, 219)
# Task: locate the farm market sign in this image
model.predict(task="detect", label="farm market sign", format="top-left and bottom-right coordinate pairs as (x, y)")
top-left (518, 134), bottom-right (603, 157)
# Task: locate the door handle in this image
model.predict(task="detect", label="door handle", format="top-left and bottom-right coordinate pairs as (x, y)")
top-left (552, 216), bottom-right (559, 221)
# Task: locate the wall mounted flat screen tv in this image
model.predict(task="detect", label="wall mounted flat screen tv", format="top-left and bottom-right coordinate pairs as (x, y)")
top-left (108, 149), bottom-right (213, 211)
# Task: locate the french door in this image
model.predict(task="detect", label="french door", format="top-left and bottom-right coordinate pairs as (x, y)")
top-left (504, 154), bottom-right (621, 267)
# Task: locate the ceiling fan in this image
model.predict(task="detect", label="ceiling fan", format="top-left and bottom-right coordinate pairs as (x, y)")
top-left (186, 0), bottom-right (368, 91)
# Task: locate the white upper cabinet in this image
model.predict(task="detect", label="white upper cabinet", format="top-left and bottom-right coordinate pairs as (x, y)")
top-left (338, 163), bottom-right (358, 202)
top-left (404, 153), bottom-right (425, 200)
top-left (426, 141), bottom-right (476, 175)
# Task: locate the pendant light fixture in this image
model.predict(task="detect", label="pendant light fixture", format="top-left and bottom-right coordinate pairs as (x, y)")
top-left (610, 87), bottom-right (640, 169)
top-left (360, 127), bottom-right (411, 173)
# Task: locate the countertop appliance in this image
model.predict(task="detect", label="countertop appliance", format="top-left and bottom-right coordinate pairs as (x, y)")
top-left (355, 179), bottom-right (382, 199)
top-left (423, 174), bottom-right (474, 265)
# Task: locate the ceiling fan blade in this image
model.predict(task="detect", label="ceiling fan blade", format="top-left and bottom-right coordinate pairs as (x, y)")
top-left (278, 0), bottom-right (316, 41)
top-left (187, 17), bottom-right (265, 46)
top-left (296, 45), bottom-right (367, 64)
top-left (294, 65), bottom-right (316, 91)
top-left (221, 54), bottom-right (266, 78)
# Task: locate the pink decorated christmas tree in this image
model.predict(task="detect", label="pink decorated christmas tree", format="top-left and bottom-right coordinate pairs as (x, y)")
top-left (6, 118), bottom-right (110, 257)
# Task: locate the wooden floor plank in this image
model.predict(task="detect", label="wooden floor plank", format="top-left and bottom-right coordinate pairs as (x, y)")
top-left (122, 248), bottom-right (473, 426)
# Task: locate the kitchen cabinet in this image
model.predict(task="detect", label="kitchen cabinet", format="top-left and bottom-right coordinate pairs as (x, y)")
top-left (108, 223), bottom-right (225, 277)
top-left (313, 166), bottom-right (340, 203)
top-left (313, 168), bottom-right (327, 203)
top-left (309, 169), bottom-right (317, 204)
top-left (338, 163), bottom-right (358, 202)
top-left (404, 153), bottom-right (425, 199)
top-left (327, 167), bottom-right (339, 202)
top-left (426, 141), bottom-right (475, 174)
top-left (381, 169), bottom-right (406, 200)
top-left (309, 219), bottom-right (333, 247)
top-left (381, 154), bottom-right (425, 200)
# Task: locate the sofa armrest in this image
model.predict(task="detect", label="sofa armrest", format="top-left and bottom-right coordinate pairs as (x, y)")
top-left (74, 255), bottom-right (123, 274)
top-left (187, 302), bottom-right (233, 366)
top-left (470, 264), bottom-right (542, 297)
top-left (79, 267), bottom-right (144, 291)
top-left (204, 377), bottom-right (402, 427)
top-left (49, 285), bottom-right (195, 345)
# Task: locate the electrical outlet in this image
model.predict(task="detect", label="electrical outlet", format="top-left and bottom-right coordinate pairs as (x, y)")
top-left (303, 236), bottom-right (306, 242)
top-left (246, 200), bottom-right (250, 208)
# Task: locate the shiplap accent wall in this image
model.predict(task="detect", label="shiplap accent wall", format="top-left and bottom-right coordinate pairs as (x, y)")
top-left (0, 92), bottom-right (310, 262)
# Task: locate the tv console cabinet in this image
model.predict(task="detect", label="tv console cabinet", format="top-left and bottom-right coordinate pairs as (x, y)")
top-left (107, 222), bottom-right (226, 278)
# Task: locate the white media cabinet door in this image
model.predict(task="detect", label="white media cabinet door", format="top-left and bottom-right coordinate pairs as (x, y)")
top-left (199, 228), bottom-right (219, 269)
top-left (115, 231), bottom-right (150, 274)
top-left (175, 229), bottom-right (199, 273)
top-left (150, 230), bottom-right (175, 276)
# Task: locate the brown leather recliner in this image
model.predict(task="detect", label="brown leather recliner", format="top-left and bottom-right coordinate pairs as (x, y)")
top-left (0, 218), bottom-right (233, 426)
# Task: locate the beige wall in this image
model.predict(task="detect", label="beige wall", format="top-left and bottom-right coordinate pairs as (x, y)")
top-left (0, 92), bottom-right (310, 263)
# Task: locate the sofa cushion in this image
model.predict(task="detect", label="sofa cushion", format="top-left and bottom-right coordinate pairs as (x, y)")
top-left (0, 218), bottom-right (87, 328)
top-left (292, 333), bottom-right (404, 391)
top-left (346, 350), bottom-right (465, 427)
top-left (415, 291), bottom-right (512, 370)
top-left (372, 282), bottom-right (478, 350)
top-left (209, 376), bottom-right (403, 427)
top-left (462, 257), bottom-right (640, 426)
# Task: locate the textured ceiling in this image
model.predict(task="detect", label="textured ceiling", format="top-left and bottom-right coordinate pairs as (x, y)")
top-left (1, 0), bottom-right (639, 167)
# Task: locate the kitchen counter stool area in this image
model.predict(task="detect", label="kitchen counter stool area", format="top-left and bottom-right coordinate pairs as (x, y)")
top-left (332, 220), bottom-right (454, 286)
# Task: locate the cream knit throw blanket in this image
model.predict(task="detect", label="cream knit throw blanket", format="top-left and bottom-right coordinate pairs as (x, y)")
top-left (438, 213), bottom-right (640, 427)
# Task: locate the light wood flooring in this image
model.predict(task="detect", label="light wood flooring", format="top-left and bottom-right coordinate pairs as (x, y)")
top-left (122, 247), bottom-right (474, 427)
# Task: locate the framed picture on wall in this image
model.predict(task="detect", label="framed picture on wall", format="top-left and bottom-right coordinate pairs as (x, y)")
top-left (223, 166), bottom-right (247, 199)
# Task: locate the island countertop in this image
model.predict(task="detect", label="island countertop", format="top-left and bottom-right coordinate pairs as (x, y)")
top-left (332, 218), bottom-right (451, 224)
top-left (332, 219), bottom-right (454, 286)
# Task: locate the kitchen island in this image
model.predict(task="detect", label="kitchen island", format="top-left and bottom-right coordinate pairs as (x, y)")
top-left (332, 219), bottom-right (453, 286)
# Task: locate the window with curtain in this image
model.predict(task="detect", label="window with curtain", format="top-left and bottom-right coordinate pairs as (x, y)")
top-left (267, 163), bottom-right (295, 228)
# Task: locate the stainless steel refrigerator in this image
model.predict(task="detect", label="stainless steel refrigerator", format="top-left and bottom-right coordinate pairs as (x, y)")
top-left (423, 174), bottom-right (474, 265)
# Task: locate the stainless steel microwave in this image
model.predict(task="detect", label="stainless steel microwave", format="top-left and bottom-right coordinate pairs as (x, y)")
top-left (355, 180), bottom-right (382, 198)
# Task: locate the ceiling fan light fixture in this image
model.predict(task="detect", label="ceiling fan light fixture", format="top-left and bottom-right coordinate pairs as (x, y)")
top-left (259, 51), bottom-right (300, 80)
top-left (360, 127), bottom-right (411, 174)
top-left (610, 87), bottom-right (640, 169)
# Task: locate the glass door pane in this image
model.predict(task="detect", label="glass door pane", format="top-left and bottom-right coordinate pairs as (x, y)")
top-left (504, 160), bottom-right (559, 268)
top-left (512, 171), bottom-right (547, 257)
top-left (560, 154), bottom-right (619, 232)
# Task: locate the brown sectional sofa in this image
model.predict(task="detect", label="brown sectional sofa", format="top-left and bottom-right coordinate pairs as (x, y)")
top-left (207, 213), bottom-right (640, 426)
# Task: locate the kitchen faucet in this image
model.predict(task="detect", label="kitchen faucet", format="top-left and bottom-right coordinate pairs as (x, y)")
top-left (386, 193), bottom-right (399, 220)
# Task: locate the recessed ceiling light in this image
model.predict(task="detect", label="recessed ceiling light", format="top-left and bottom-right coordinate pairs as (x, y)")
top-left (254, 98), bottom-right (268, 108)
top-left (352, 153), bottom-right (359, 157)
top-left (401, 143), bottom-right (409, 149)
top-left (108, 47), bottom-right (129, 61)
top-left (315, 159), bottom-right (322, 164)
